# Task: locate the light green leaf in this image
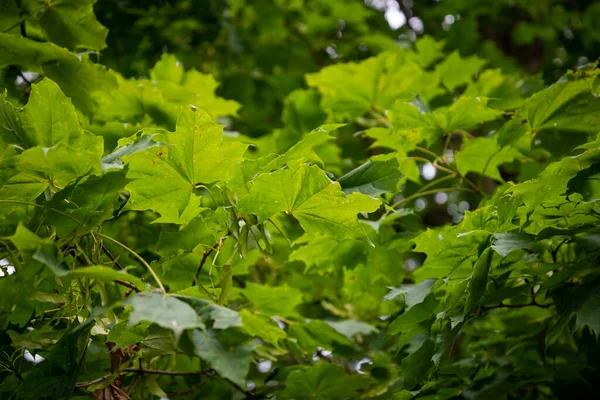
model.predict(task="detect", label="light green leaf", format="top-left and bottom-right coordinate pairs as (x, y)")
top-left (174, 295), bottom-right (242, 330)
top-left (491, 232), bottom-right (536, 257)
top-left (455, 137), bottom-right (520, 181)
top-left (126, 292), bottom-right (205, 337)
top-left (240, 309), bottom-right (287, 348)
top-left (384, 279), bottom-right (436, 311)
top-left (435, 51), bottom-right (487, 91)
top-left (338, 157), bottom-right (403, 196)
top-left (325, 320), bottom-right (378, 339)
top-left (307, 51), bottom-right (442, 120)
top-left (242, 282), bottom-right (303, 318)
top-left (124, 107), bottom-right (247, 224)
top-left (0, 34), bottom-right (115, 115)
top-left (237, 162), bottom-right (380, 240)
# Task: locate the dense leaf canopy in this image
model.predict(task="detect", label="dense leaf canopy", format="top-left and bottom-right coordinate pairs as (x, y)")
top-left (0, 1), bottom-right (599, 399)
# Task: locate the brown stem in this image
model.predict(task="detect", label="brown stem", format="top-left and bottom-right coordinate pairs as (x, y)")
top-left (193, 237), bottom-right (226, 286)
top-left (75, 373), bottom-right (113, 388)
top-left (482, 301), bottom-right (553, 311)
top-left (102, 244), bottom-right (124, 270)
top-left (114, 280), bottom-right (141, 293)
top-left (123, 368), bottom-right (211, 376)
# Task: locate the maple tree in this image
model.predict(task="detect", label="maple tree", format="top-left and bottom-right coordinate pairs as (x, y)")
top-left (1, 1), bottom-right (599, 399)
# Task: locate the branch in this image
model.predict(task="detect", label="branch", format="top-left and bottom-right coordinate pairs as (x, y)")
top-left (93, 232), bottom-right (166, 293)
top-left (75, 373), bottom-right (113, 388)
top-left (192, 244), bottom-right (217, 286)
top-left (114, 280), bottom-right (141, 293)
top-left (192, 236), bottom-right (226, 286)
top-left (102, 244), bottom-right (124, 270)
top-left (123, 368), bottom-right (212, 376)
top-left (482, 301), bottom-right (553, 312)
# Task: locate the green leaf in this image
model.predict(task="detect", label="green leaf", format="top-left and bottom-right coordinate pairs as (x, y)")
top-left (107, 321), bottom-right (149, 349)
top-left (126, 292), bottom-right (205, 337)
top-left (435, 51), bottom-right (487, 91)
top-left (522, 69), bottom-right (600, 138)
top-left (124, 107), bottom-right (247, 224)
top-left (465, 247), bottom-right (493, 310)
top-left (288, 319), bottom-right (354, 351)
top-left (567, 163), bottom-right (600, 202)
top-left (412, 36), bottom-right (445, 68)
top-left (44, 170), bottom-right (128, 236)
top-left (401, 339), bottom-right (434, 390)
top-left (367, 96), bottom-right (502, 151)
top-left (242, 282), bottom-right (304, 318)
top-left (307, 51), bottom-right (442, 120)
top-left (491, 232), bottom-right (536, 257)
top-left (0, 34), bottom-right (115, 115)
top-left (69, 266), bottom-right (145, 291)
top-left (455, 137), bottom-right (520, 181)
top-left (282, 363), bottom-right (369, 400)
top-left (384, 279), bottom-right (436, 311)
top-left (16, 79), bottom-right (103, 186)
top-left (338, 157), bottom-right (403, 196)
top-left (325, 320), bottom-right (378, 339)
top-left (240, 309), bottom-right (287, 348)
top-left (237, 162), bottom-right (380, 240)
top-left (576, 288), bottom-right (600, 337)
top-left (21, 0), bottom-right (108, 51)
top-left (174, 295), bottom-right (242, 330)
top-left (190, 329), bottom-right (254, 387)
top-left (15, 326), bottom-right (90, 399)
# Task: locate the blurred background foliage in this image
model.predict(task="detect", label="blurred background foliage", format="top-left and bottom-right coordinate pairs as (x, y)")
top-left (94, 0), bottom-right (600, 137)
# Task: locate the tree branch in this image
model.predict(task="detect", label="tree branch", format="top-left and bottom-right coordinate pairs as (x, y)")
top-left (123, 368), bottom-right (212, 376)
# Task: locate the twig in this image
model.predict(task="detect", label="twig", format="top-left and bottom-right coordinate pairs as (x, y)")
top-left (193, 238), bottom-right (224, 286)
top-left (2, 4), bottom-right (47, 34)
top-left (75, 373), bottom-right (113, 388)
top-left (387, 187), bottom-right (475, 215)
top-left (123, 368), bottom-right (211, 376)
top-left (114, 280), bottom-right (141, 293)
top-left (482, 301), bottom-right (553, 311)
top-left (93, 232), bottom-right (166, 293)
top-left (102, 244), bottom-right (124, 270)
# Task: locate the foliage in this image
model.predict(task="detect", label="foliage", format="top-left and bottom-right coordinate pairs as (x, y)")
top-left (1, 1), bottom-right (600, 399)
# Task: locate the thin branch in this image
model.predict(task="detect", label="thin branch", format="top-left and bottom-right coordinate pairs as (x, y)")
top-left (193, 238), bottom-right (224, 287)
top-left (114, 280), bottom-right (141, 293)
top-left (102, 244), bottom-right (124, 270)
top-left (388, 187), bottom-right (475, 212)
top-left (414, 174), bottom-right (457, 195)
top-left (3, 4), bottom-right (47, 34)
top-left (415, 146), bottom-right (441, 160)
top-left (93, 232), bottom-right (166, 293)
top-left (75, 373), bottom-right (113, 388)
top-left (482, 301), bottom-right (553, 312)
top-left (123, 368), bottom-right (211, 376)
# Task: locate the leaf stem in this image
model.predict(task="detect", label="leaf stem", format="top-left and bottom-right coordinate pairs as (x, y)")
top-left (389, 187), bottom-right (474, 211)
top-left (123, 368), bottom-right (211, 376)
top-left (0, 200), bottom-right (82, 226)
top-left (93, 232), bottom-right (166, 293)
top-left (2, 4), bottom-right (47, 34)
top-left (414, 174), bottom-right (457, 195)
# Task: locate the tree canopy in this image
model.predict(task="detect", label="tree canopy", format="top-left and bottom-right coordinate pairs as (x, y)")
top-left (0, 1), bottom-right (599, 399)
